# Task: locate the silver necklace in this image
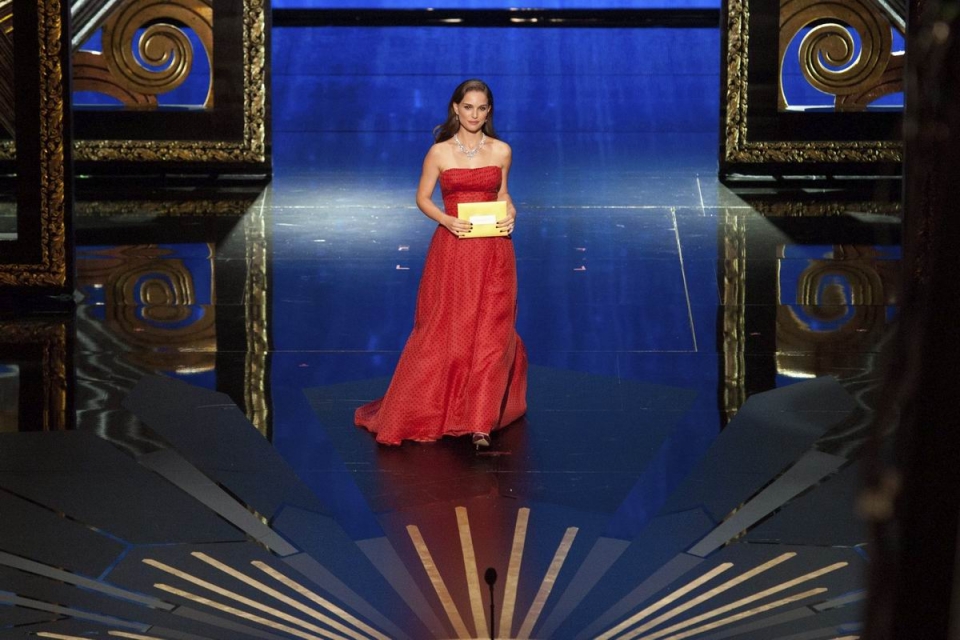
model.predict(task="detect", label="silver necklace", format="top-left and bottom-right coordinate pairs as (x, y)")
top-left (454, 132), bottom-right (485, 158)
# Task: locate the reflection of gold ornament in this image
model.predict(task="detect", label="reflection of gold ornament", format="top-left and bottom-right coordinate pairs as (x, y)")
top-left (780, 0), bottom-right (903, 111)
top-left (776, 249), bottom-right (899, 378)
top-left (721, 209), bottom-right (747, 422)
top-left (244, 198), bottom-right (269, 436)
top-left (791, 257), bottom-right (886, 307)
top-left (0, 319), bottom-right (69, 431)
top-left (777, 304), bottom-right (886, 377)
top-left (76, 245), bottom-right (217, 374)
top-left (72, 196), bottom-right (269, 432)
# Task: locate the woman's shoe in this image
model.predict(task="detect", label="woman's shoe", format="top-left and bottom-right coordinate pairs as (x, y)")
top-left (472, 432), bottom-right (491, 449)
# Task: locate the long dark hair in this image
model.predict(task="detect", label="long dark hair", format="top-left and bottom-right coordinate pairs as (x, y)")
top-left (433, 79), bottom-right (498, 143)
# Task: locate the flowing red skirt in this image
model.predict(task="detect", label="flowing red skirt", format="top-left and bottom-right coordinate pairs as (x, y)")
top-left (355, 225), bottom-right (528, 445)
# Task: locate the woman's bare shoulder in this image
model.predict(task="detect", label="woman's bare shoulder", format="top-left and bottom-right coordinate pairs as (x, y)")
top-left (489, 138), bottom-right (512, 164)
top-left (428, 139), bottom-right (460, 158)
top-left (423, 141), bottom-right (452, 168)
top-left (488, 137), bottom-right (511, 153)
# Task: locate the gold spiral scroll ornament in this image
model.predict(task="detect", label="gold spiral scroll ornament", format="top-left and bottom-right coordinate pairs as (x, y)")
top-left (780, 0), bottom-right (894, 109)
top-left (100, 0), bottom-right (214, 107)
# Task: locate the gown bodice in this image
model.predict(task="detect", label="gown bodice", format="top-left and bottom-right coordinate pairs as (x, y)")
top-left (439, 166), bottom-right (502, 217)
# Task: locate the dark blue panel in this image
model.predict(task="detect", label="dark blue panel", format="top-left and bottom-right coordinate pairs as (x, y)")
top-left (272, 27), bottom-right (720, 134)
top-left (274, 27), bottom-right (720, 77)
top-left (275, 1), bottom-right (720, 8)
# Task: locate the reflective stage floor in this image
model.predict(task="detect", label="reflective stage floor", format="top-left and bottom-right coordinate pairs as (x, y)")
top-left (0, 26), bottom-right (900, 640)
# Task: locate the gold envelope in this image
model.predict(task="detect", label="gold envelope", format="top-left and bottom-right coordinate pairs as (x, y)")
top-left (457, 201), bottom-right (509, 238)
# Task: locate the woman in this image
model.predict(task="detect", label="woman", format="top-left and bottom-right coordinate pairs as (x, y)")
top-left (355, 79), bottom-right (528, 447)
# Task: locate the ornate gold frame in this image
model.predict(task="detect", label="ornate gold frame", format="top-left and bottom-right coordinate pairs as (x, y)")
top-left (723, 0), bottom-right (903, 164)
top-left (75, 198), bottom-right (256, 217)
top-left (0, 0), bottom-right (70, 289)
top-left (0, 0), bottom-right (266, 163)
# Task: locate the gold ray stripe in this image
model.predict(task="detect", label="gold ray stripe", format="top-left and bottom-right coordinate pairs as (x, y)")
top-left (250, 561), bottom-right (388, 640)
top-left (609, 552), bottom-right (796, 640)
top-left (153, 583), bottom-right (348, 640)
top-left (647, 587), bottom-right (828, 640)
top-left (37, 634), bottom-right (95, 640)
top-left (186, 553), bottom-right (383, 640)
top-left (594, 563), bottom-right (735, 640)
top-left (144, 559), bottom-right (356, 640)
top-left (499, 507), bottom-right (530, 640)
top-left (407, 524), bottom-right (472, 639)
top-left (516, 527), bottom-right (579, 640)
top-left (455, 506), bottom-right (489, 639)
top-left (109, 633), bottom-right (170, 640)
top-left (626, 562), bottom-right (848, 640)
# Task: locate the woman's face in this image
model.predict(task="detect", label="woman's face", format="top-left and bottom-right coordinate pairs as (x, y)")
top-left (454, 90), bottom-right (491, 133)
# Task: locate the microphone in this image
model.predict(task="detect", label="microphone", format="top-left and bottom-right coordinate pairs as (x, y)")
top-left (484, 568), bottom-right (497, 639)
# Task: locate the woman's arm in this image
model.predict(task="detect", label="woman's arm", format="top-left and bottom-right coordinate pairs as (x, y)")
top-left (496, 143), bottom-right (517, 234)
top-left (416, 145), bottom-right (472, 237)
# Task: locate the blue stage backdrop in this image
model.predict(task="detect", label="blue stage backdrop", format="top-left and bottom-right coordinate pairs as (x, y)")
top-left (274, 1), bottom-right (719, 7)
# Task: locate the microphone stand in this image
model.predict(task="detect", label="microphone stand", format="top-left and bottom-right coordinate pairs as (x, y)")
top-left (484, 567), bottom-right (497, 640)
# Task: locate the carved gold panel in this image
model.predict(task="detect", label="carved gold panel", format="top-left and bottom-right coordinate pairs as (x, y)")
top-left (0, 0), bottom-right (266, 164)
top-left (99, 0), bottom-right (214, 107)
top-left (72, 0), bottom-right (214, 109)
top-left (779, 0), bottom-right (905, 112)
top-left (723, 0), bottom-right (903, 165)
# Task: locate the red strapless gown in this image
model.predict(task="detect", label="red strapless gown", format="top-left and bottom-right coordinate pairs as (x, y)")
top-left (355, 165), bottom-right (528, 445)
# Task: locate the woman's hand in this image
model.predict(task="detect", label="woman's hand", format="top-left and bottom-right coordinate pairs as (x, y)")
top-left (442, 216), bottom-right (473, 238)
top-left (497, 204), bottom-right (516, 235)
